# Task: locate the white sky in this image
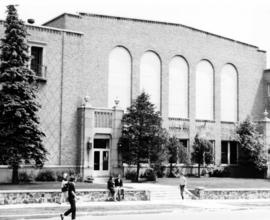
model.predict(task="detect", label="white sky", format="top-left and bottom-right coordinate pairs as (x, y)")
top-left (1, 0), bottom-right (270, 67)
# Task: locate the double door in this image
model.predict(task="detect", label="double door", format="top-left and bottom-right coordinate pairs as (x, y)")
top-left (93, 139), bottom-right (110, 177)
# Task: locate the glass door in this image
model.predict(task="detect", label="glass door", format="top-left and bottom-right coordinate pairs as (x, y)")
top-left (93, 139), bottom-right (110, 177)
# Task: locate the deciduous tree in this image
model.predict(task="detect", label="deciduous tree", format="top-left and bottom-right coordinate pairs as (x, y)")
top-left (191, 134), bottom-right (213, 177)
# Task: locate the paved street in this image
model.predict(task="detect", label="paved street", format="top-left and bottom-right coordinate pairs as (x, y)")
top-left (2, 199), bottom-right (270, 220)
top-left (47, 209), bottom-right (270, 220)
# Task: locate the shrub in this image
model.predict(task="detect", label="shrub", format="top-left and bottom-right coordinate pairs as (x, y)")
top-left (153, 164), bottom-right (166, 178)
top-left (125, 170), bottom-right (137, 181)
top-left (166, 167), bottom-right (180, 178)
top-left (143, 168), bottom-right (157, 181)
top-left (35, 170), bottom-right (56, 181)
top-left (209, 166), bottom-right (231, 177)
top-left (18, 171), bottom-right (34, 183)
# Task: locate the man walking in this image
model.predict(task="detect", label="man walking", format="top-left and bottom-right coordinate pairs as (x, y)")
top-left (60, 176), bottom-right (77, 220)
top-left (179, 172), bottom-right (187, 200)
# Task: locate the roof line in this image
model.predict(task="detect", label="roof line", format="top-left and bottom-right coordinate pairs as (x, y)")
top-left (0, 19), bottom-right (83, 35)
top-left (78, 12), bottom-right (259, 49)
top-left (42, 13), bottom-right (81, 26)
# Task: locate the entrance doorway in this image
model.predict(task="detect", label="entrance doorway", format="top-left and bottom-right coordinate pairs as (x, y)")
top-left (93, 139), bottom-right (110, 177)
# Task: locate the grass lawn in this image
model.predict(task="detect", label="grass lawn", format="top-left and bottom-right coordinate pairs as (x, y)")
top-left (1, 177), bottom-right (270, 190)
top-left (155, 177), bottom-right (270, 189)
top-left (0, 181), bottom-right (107, 190)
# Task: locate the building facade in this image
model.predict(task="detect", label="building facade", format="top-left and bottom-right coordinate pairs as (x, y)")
top-left (0, 13), bottom-right (269, 180)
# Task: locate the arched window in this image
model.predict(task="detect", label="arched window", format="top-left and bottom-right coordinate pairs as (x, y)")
top-left (108, 46), bottom-right (131, 110)
top-left (140, 51), bottom-right (161, 110)
top-left (196, 60), bottom-right (214, 120)
top-left (169, 56), bottom-right (188, 118)
top-left (221, 64), bottom-right (238, 121)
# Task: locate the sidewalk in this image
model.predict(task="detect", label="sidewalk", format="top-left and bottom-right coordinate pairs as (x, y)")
top-left (1, 198), bottom-right (270, 220)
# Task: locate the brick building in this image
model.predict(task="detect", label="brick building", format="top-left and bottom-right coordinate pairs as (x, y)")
top-left (0, 13), bottom-right (269, 181)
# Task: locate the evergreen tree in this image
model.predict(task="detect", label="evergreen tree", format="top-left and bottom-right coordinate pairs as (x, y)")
top-left (236, 117), bottom-right (267, 174)
top-left (167, 136), bottom-right (179, 177)
top-left (0, 5), bottom-right (47, 183)
top-left (191, 134), bottom-right (213, 177)
top-left (118, 92), bottom-right (168, 182)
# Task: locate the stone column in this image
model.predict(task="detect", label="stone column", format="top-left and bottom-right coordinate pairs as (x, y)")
top-left (111, 103), bottom-right (124, 175)
top-left (78, 97), bottom-right (95, 179)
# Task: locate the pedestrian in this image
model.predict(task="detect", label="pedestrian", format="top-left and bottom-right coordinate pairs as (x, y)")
top-left (60, 173), bottom-right (68, 204)
top-left (60, 175), bottom-right (77, 220)
top-left (179, 171), bottom-right (187, 200)
top-left (115, 174), bottom-right (124, 201)
top-left (107, 176), bottom-right (116, 201)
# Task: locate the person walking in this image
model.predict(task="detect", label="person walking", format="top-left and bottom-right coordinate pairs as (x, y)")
top-left (179, 172), bottom-right (187, 200)
top-left (60, 173), bottom-right (68, 204)
top-left (60, 176), bottom-right (77, 220)
top-left (115, 174), bottom-right (124, 201)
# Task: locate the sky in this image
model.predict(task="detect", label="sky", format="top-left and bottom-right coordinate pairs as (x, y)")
top-left (0, 0), bottom-right (270, 67)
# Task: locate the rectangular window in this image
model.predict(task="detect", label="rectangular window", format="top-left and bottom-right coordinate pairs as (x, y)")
top-left (267, 83), bottom-right (270, 97)
top-left (221, 141), bottom-right (238, 164)
top-left (94, 151), bottom-right (100, 170)
top-left (209, 140), bottom-right (215, 161)
top-left (30, 46), bottom-right (43, 77)
top-left (230, 141), bottom-right (238, 164)
top-left (221, 141), bottom-right (228, 164)
top-left (179, 139), bottom-right (188, 148)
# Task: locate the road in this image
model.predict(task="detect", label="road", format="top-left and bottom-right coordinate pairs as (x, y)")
top-left (2, 199), bottom-right (270, 220)
top-left (29, 209), bottom-right (270, 220)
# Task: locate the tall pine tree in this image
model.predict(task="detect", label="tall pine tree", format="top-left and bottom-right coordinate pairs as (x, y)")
top-left (0, 5), bottom-right (47, 183)
top-left (118, 92), bottom-right (168, 182)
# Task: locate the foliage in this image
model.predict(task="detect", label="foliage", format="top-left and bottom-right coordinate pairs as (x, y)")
top-left (191, 134), bottom-right (214, 177)
top-left (153, 164), bottom-right (166, 178)
top-left (36, 170), bottom-right (56, 181)
top-left (166, 136), bottom-right (188, 177)
top-left (142, 168), bottom-right (157, 181)
top-left (18, 171), bottom-right (34, 183)
top-left (236, 117), bottom-right (267, 173)
top-left (209, 166), bottom-right (231, 177)
top-left (0, 5), bottom-right (47, 183)
top-left (118, 92), bottom-right (168, 182)
top-left (166, 167), bottom-right (180, 178)
top-left (125, 170), bottom-right (137, 181)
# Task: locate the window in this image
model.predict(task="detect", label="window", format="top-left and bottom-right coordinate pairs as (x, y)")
top-left (221, 141), bottom-right (238, 164)
top-left (169, 56), bottom-right (188, 118)
top-left (195, 60), bottom-right (214, 120)
top-left (179, 139), bottom-right (188, 148)
top-left (267, 83), bottom-right (270, 97)
top-left (140, 51), bottom-right (161, 110)
top-left (30, 46), bottom-right (44, 77)
top-left (108, 46), bottom-right (131, 110)
top-left (221, 64), bottom-right (238, 122)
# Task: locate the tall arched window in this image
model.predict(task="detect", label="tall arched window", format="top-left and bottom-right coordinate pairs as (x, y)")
top-left (140, 51), bottom-right (161, 110)
top-left (196, 60), bottom-right (214, 120)
top-left (108, 46), bottom-right (131, 110)
top-left (221, 64), bottom-right (238, 121)
top-left (169, 56), bottom-right (188, 118)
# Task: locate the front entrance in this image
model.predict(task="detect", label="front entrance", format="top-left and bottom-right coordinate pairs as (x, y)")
top-left (93, 139), bottom-right (110, 177)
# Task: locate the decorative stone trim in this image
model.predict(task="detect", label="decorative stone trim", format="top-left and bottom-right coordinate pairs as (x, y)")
top-left (194, 188), bottom-right (270, 200)
top-left (0, 189), bottom-right (150, 205)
